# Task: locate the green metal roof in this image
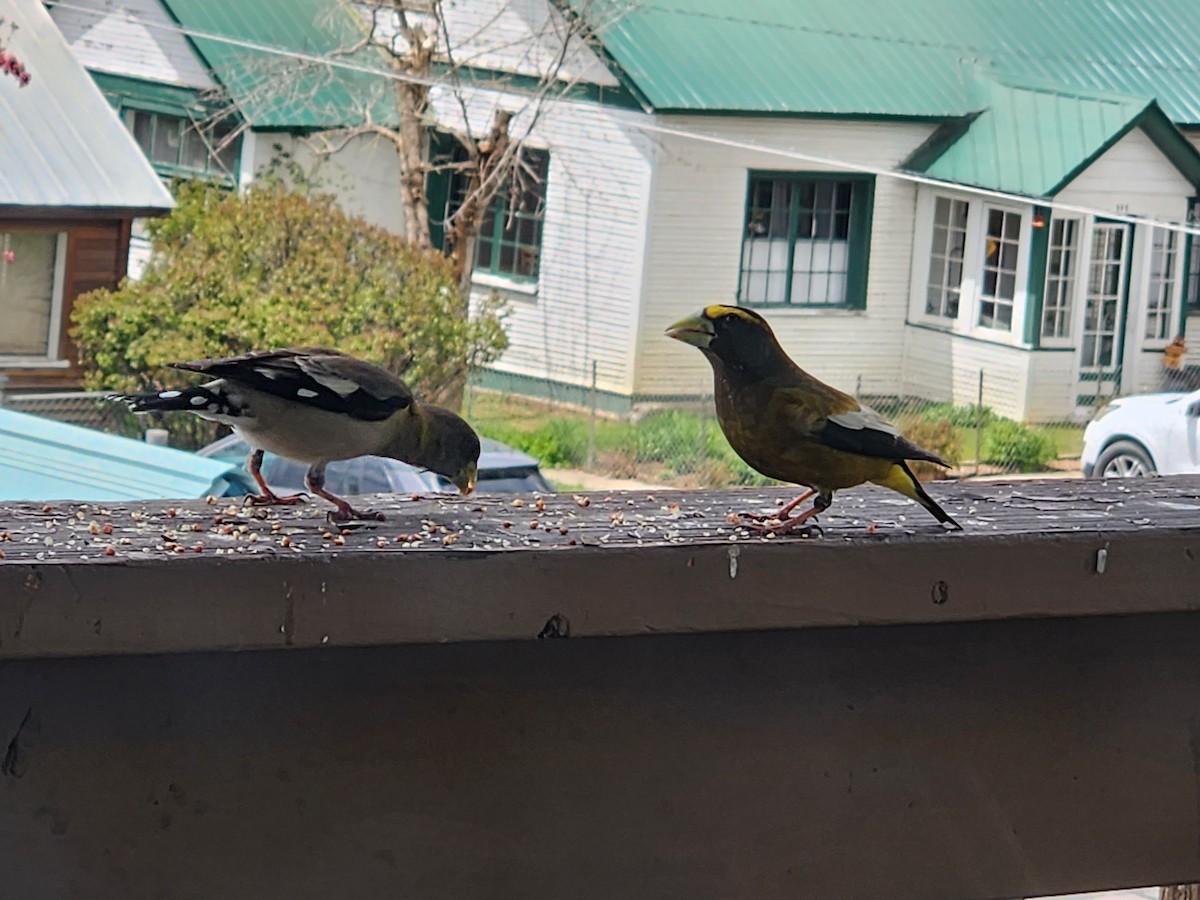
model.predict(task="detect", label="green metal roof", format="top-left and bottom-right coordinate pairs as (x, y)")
top-left (904, 78), bottom-right (1200, 197)
top-left (157, 0), bottom-right (395, 130)
top-left (91, 71), bottom-right (208, 118)
top-left (580, 0), bottom-right (1200, 124)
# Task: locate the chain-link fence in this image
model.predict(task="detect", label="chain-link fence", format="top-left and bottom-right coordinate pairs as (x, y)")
top-left (464, 370), bottom-right (1099, 489)
top-left (3, 390), bottom-right (145, 439)
top-left (0, 377), bottom-right (1111, 489)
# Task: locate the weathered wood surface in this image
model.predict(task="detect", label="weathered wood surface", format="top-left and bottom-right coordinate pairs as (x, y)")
top-left (0, 477), bottom-right (1197, 659)
top-left (2, 478), bottom-right (1200, 899)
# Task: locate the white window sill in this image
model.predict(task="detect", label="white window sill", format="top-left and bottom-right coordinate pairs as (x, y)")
top-left (472, 271), bottom-right (539, 297)
top-left (909, 315), bottom-right (957, 331)
top-left (745, 306), bottom-right (865, 317)
top-left (0, 357), bottom-right (68, 369)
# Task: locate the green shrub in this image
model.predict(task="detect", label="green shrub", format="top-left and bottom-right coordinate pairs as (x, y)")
top-left (921, 402), bottom-right (996, 428)
top-left (895, 414), bottom-right (961, 480)
top-left (71, 180), bottom-right (507, 449)
top-left (981, 419), bottom-right (1056, 472)
top-left (483, 419), bottom-right (587, 468)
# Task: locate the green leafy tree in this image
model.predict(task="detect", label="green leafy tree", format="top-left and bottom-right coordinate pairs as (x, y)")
top-left (71, 180), bottom-right (506, 448)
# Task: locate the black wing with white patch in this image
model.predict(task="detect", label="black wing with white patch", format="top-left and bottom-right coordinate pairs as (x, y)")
top-left (172, 348), bottom-right (414, 421)
top-left (818, 404), bottom-right (950, 466)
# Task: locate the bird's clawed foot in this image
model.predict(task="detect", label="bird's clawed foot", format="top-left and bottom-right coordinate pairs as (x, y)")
top-left (245, 490), bottom-right (308, 507)
top-left (740, 512), bottom-right (823, 537)
top-left (326, 504), bottom-right (386, 525)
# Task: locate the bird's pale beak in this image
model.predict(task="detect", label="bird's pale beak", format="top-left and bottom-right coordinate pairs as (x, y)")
top-left (665, 313), bottom-right (715, 349)
top-left (454, 463), bottom-right (477, 496)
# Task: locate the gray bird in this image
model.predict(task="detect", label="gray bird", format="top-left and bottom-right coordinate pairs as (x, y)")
top-left (117, 347), bottom-right (479, 521)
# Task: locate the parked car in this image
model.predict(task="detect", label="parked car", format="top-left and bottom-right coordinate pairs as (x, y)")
top-left (1081, 389), bottom-right (1200, 478)
top-left (197, 433), bottom-right (554, 496)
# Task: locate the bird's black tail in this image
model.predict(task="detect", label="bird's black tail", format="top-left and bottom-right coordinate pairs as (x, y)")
top-left (112, 385), bottom-right (236, 417)
top-left (896, 461), bottom-right (963, 531)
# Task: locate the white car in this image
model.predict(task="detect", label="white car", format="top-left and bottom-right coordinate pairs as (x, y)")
top-left (1081, 389), bottom-right (1200, 478)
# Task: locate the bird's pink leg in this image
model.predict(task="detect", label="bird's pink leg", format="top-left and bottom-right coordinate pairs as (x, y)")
top-left (305, 464), bottom-right (385, 523)
top-left (738, 488), bottom-right (814, 523)
top-left (244, 449), bottom-right (306, 506)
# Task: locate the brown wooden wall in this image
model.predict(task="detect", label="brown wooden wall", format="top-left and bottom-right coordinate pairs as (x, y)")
top-left (2, 217), bottom-right (131, 392)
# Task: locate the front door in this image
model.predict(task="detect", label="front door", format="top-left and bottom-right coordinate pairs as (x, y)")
top-left (1076, 222), bottom-right (1132, 410)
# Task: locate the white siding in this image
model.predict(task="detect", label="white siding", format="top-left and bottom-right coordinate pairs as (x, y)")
top-left (49, 0), bottom-right (215, 89)
top-left (902, 327), bottom-right (1033, 421)
top-left (635, 117), bottom-right (936, 398)
top-left (1024, 350), bottom-right (1077, 422)
top-left (432, 86), bottom-right (655, 395)
top-left (364, 0), bottom-right (618, 88)
top-left (247, 133), bottom-right (407, 236)
top-left (1058, 129), bottom-right (1193, 215)
top-left (1060, 128), bottom-right (1193, 400)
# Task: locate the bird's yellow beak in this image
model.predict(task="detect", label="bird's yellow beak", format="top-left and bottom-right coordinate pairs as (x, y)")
top-left (454, 462), bottom-right (477, 496)
top-left (665, 312), bottom-right (715, 348)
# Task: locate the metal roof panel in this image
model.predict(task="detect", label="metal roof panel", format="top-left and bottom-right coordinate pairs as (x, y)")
top-left (0, 409), bottom-right (248, 502)
top-left (583, 0), bottom-right (1200, 124)
top-left (0, 0), bottom-right (173, 212)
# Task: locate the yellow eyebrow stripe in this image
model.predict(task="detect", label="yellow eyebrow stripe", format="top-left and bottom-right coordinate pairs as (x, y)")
top-left (703, 304), bottom-right (759, 324)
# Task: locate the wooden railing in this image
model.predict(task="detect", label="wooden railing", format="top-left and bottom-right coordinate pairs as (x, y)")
top-left (1, 477), bottom-right (1199, 899)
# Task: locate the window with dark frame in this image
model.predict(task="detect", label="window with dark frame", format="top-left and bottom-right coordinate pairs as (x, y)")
top-left (129, 110), bottom-right (241, 183)
top-left (978, 207), bottom-right (1022, 330)
top-left (1187, 201), bottom-right (1200, 314)
top-left (440, 146), bottom-right (550, 281)
top-left (925, 196), bottom-right (969, 319)
top-left (1041, 218), bottom-right (1080, 340)
top-left (739, 174), bottom-right (871, 307)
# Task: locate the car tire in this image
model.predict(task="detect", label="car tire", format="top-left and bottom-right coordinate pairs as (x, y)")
top-left (1093, 440), bottom-right (1157, 478)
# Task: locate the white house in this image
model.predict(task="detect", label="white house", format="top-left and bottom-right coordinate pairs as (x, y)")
top-left (423, 0), bottom-right (1200, 421)
top-left (47, 0), bottom-right (407, 273)
top-left (47, 0), bottom-right (1200, 421)
top-left (1, 0), bottom-right (173, 390)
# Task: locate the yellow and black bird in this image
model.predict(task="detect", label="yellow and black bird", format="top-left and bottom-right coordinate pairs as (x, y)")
top-left (116, 348), bottom-right (479, 522)
top-left (666, 305), bottom-right (961, 533)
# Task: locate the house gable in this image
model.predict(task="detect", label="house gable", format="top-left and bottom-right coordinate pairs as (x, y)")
top-left (48, 0), bottom-right (214, 89)
top-left (904, 79), bottom-right (1200, 200)
top-left (1, 0), bottom-right (173, 214)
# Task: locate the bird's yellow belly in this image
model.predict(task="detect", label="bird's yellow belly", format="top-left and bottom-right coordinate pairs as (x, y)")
top-left (734, 437), bottom-right (896, 492)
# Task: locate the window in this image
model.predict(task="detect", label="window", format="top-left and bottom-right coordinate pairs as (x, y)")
top-left (435, 144), bottom-right (550, 281)
top-left (978, 208), bottom-right (1022, 330)
top-left (0, 231), bottom-right (63, 359)
top-left (925, 197), bottom-right (969, 319)
top-left (474, 149), bottom-right (549, 280)
top-left (739, 174), bottom-right (872, 307)
top-left (129, 110), bottom-right (241, 183)
top-left (1146, 227), bottom-right (1179, 341)
top-left (1188, 200), bottom-right (1200, 314)
top-left (1041, 218), bottom-right (1080, 340)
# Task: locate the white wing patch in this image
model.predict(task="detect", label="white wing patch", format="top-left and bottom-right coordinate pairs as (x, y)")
top-left (306, 372), bottom-right (361, 397)
top-left (158, 390), bottom-right (181, 399)
top-left (827, 405), bottom-right (901, 436)
top-left (254, 367), bottom-right (280, 380)
top-left (296, 388), bottom-right (319, 399)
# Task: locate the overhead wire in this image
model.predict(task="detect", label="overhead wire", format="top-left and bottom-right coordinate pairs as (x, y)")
top-left (42, 0), bottom-right (1200, 237)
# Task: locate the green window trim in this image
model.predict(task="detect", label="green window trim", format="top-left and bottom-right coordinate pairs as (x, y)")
top-left (126, 108), bottom-right (242, 188)
top-left (1183, 197), bottom-right (1200, 329)
top-left (1023, 206), bottom-right (1051, 347)
top-left (736, 171), bottom-right (874, 310)
top-left (427, 132), bottom-right (549, 283)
